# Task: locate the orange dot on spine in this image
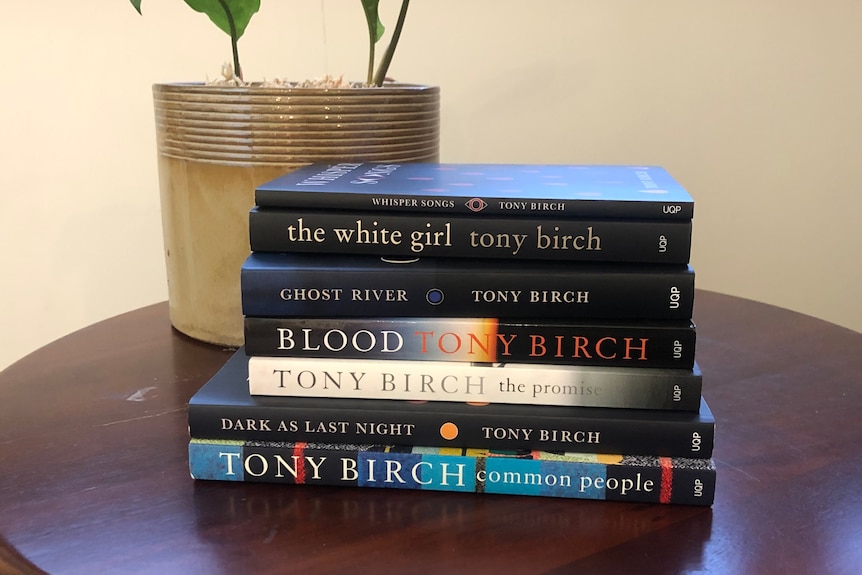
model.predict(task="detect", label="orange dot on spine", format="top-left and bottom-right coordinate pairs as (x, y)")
top-left (439, 422), bottom-right (459, 440)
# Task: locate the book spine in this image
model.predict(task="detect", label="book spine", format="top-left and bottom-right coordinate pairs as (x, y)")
top-left (186, 399), bottom-right (714, 458)
top-left (248, 208), bottom-right (692, 264)
top-left (189, 440), bottom-right (716, 506)
top-left (254, 190), bottom-right (695, 220)
top-left (243, 317), bottom-right (697, 369)
top-left (247, 357), bottom-right (703, 411)
top-left (240, 257), bottom-right (695, 320)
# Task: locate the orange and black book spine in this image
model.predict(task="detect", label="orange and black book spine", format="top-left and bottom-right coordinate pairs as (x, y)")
top-left (243, 316), bottom-right (696, 369)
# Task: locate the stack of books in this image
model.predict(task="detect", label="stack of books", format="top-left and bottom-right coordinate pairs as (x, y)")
top-left (188, 163), bottom-right (716, 506)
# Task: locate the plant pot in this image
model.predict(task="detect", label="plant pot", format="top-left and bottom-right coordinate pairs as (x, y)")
top-left (152, 83), bottom-right (440, 346)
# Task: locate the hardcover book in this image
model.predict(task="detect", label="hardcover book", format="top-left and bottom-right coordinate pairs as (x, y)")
top-left (243, 316), bottom-right (697, 369)
top-left (240, 253), bottom-right (695, 320)
top-left (247, 356), bottom-right (703, 412)
top-left (188, 349), bottom-right (715, 457)
top-left (248, 208), bottom-right (692, 265)
top-left (189, 439), bottom-right (716, 506)
top-left (253, 163), bottom-right (694, 220)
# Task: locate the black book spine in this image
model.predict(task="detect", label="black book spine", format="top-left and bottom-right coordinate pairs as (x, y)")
top-left (243, 317), bottom-right (697, 369)
top-left (240, 255), bottom-right (695, 320)
top-left (187, 400), bottom-right (715, 458)
top-left (248, 208), bottom-right (692, 265)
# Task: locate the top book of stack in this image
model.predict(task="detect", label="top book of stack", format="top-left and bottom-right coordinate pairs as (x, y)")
top-left (254, 163), bottom-right (694, 221)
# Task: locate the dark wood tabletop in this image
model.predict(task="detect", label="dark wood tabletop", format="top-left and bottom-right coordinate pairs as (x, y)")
top-left (2, 290), bottom-right (861, 575)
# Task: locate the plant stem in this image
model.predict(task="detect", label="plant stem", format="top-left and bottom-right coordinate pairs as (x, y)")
top-left (217, 0), bottom-right (243, 81)
top-left (367, 37), bottom-right (376, 86)
top-left (373, 0), bottom-right (410, 87)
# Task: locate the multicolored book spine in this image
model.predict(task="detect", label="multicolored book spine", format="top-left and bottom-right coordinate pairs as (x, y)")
top-left (189, 439), bottom-right (716, 506)
top-left (247, 356), bottom-right (703, 411)
top-left (240, 253), bottom-right (695, 320)
top-left (248, 208), bottom-right (692, 264)
top-left (243, 316), bottom-right (697, 369)
top-left (253, 163), bottom-right (695, 220)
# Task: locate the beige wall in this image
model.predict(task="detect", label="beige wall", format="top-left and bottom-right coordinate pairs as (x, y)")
top-left (2, 1), bottom-right (860, 371)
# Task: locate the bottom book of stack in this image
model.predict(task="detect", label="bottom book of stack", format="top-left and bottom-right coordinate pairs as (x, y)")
top-left (188, 349), bottom-right (716, 506)
top-left (190, 439), bottom-right (715, 505)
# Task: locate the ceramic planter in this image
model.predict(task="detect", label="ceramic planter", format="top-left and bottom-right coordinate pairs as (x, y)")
top-left (152, 83), bottom-right (440, 346)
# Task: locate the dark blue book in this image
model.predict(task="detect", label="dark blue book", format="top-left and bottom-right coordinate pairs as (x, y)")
top-left (254, 163), bottom-right (694, 220)
top-left (240, 253), bottom-right (695, 320)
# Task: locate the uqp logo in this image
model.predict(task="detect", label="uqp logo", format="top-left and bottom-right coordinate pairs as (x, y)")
top-left (465, 198), bottom-right (488, 213)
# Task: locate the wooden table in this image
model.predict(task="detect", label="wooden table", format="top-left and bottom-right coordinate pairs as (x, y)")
top-left (2, 291), bottom-right (861, 575)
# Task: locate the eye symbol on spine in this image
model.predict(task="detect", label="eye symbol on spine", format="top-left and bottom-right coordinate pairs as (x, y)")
top-left (465, 198), bottom-right (488, 212)
top-left (426, 289), bottom-right (445, 305)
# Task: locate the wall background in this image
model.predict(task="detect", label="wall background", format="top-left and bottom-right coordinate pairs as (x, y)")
top-left (2, 1), bottom-right (860, 371)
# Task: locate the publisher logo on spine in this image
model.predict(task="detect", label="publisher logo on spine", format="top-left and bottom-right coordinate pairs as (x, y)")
top-left (465, 198), bottom-right (488, 213)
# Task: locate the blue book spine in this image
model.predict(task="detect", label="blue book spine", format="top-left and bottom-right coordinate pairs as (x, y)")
top-left (240, 253), bottom-right (695, 320)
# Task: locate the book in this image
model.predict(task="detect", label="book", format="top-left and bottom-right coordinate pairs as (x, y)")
top-left (243, 316), bottom-right (697, 369)
top-left (240, 253), bottom-right (695, 320)
top-left (248, 208), bottom-right (692, 265)
top-left (247, 356), bottom-right (703, 412)
top-left (188, 349), bottom-right (715, 457)
top-left (254, 163), bottom-right (694, 220)
top-left (189, 439), bottom-right (716, 506)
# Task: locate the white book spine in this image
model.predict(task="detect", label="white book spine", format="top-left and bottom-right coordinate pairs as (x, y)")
top-left (247, 356), bottom-right (701, 411)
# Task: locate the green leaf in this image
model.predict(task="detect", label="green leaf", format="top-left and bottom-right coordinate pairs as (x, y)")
top-left (361, 0), bottom-right (385, 43)
top-left (183, 0), bottom-right (261, 40)
top-left (129, 0), bottom-right (142, 14)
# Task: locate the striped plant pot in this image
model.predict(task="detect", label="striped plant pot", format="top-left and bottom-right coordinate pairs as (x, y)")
top-left (153, 83), bottom-right (441, 346)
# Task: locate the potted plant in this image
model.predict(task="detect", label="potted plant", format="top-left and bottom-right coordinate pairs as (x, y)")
top-left (131, 0), bottom-right (440, 347)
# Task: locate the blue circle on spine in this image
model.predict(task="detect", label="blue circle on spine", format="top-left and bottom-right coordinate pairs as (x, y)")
top-left (426, 289), bottom-right (444, 305)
